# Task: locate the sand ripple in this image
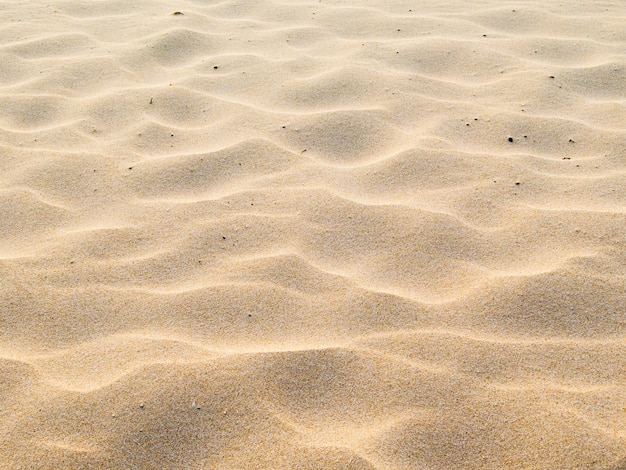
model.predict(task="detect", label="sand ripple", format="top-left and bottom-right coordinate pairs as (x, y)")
top-left (1, 0), bottom-right (625, 468)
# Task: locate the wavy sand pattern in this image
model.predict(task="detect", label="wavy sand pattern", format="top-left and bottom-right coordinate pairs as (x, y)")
top-left (1, 0), bottom-right (625, 468)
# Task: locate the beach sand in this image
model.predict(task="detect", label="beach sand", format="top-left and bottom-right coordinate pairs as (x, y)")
top-left (1, 0), bottom-right (625, 468)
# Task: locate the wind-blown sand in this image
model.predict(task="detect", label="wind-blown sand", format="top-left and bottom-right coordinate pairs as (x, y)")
top-left (1, 0), bottom-right (625, 468)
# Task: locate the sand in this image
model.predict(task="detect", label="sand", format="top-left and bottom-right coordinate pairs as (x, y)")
top-left (0, 0), bottom-right (625, 468)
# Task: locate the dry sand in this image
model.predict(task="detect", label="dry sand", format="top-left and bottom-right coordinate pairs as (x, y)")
top-left (1, 0), bottom-right (625, 468)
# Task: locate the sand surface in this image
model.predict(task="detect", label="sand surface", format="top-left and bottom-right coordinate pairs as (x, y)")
top-left (1, 0), bottom-right (625, 468)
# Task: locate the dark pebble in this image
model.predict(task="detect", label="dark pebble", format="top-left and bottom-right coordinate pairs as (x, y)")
top-left (508, 137), bottom-right (514, 143)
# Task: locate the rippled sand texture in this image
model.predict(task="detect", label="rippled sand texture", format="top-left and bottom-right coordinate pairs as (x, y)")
top-left (1, 0), bottom-right (625, 468)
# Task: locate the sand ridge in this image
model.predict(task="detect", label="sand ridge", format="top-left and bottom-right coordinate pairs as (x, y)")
top-left (1, 0), bottom-right (625, 468)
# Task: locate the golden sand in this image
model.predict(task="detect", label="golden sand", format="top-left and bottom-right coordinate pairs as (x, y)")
top-left (1, 0), bottom-right (625, 468)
